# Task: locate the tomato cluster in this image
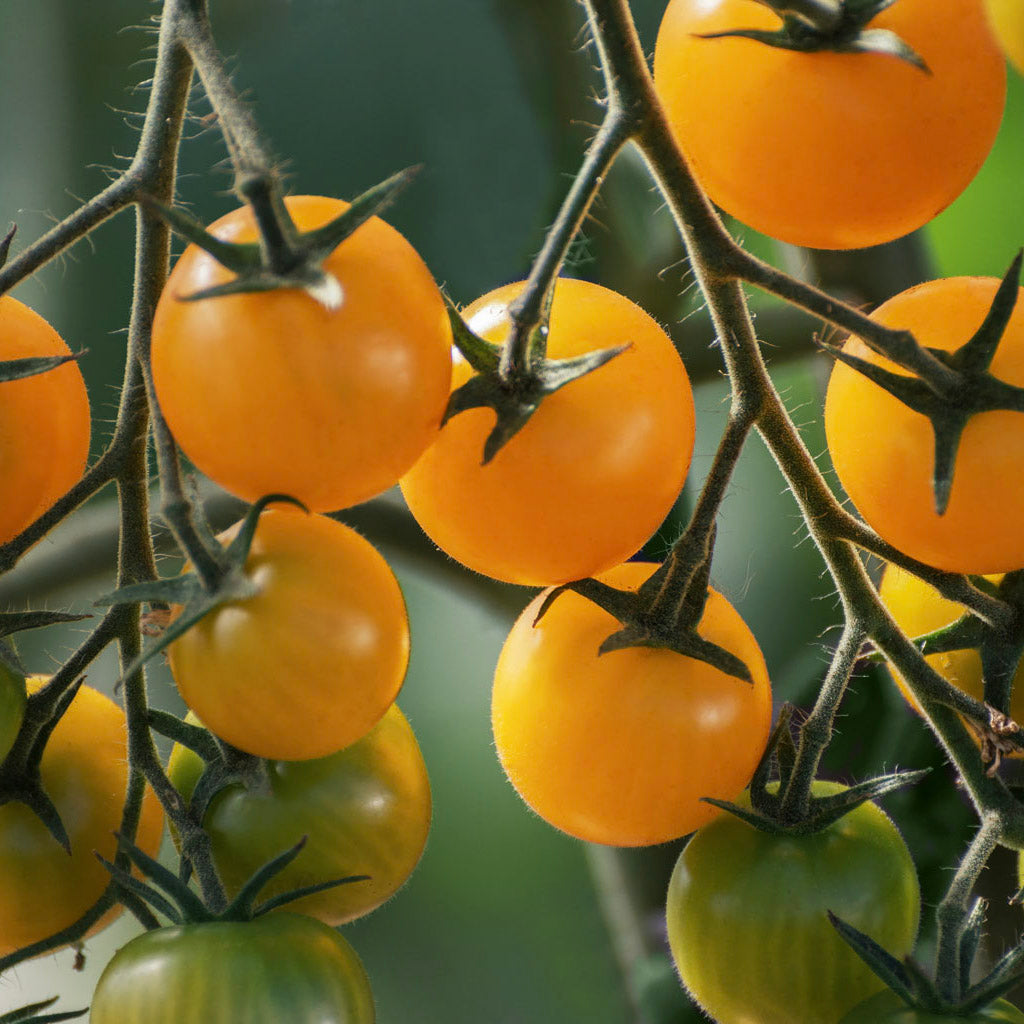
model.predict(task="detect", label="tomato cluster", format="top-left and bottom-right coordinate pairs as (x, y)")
top-left (6, 0), bottom-right (1024, 1020)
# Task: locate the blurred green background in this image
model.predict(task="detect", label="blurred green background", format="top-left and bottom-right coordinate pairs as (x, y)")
top-left (1, 0), bottom-right (1024, 1020)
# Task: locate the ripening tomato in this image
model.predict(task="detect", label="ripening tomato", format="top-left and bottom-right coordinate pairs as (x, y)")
top-left (400, 278), bottom-right (695, 586)
top-left (878, 564), bottom-right (1024, 730)
top-left (491, 561), bottom-right (772, 846)
top-left (653, 0), bottom-right (1005, 250)
top-left (167, 507), bottom-right (409, 761)
top-left (841, 991), bottom-right (1024, 1022)
top-left (167, 705), bottom-right (431, 925)
top-left (667, 782), bottom-right (921, 1024)
top-left (0, 678), bottom-right (163, 958)
top-left (825, 277), bottom-right (1024, 573)
top-left (985, 0), bottom-right (1024, 75)
top-left (151, 195), bottom-right (452, 512)
top-left (0, 296), bottom-right (90, 545)
top-left (89, 914), bottom-right (375, 1023)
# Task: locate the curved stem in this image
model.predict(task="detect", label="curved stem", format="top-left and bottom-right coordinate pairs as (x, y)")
top-left (502, 111), bottom-right (633, 375)
top-left (934, 814), bottom-right (1001, 1001)
top-left (780, 618), bottom-right (867, 821)
top-left (174, 0), bottom-right (277, 182)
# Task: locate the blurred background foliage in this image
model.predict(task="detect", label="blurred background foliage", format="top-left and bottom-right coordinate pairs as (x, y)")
top-left (1, 0), bottom-right (1023, 1020)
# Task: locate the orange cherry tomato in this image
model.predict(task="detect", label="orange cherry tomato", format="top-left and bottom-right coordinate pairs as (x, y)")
top-left (151, 195), bottom-right (452, 512)
top-left (400, 278), bottom-right (695, 586)
top-left (492, 562), bottom-right (772, 846)
top-left (167, 507), bottom-right (409, 761)
top-left (0, 297), bottom-right (90, 545)
top-left (0, 678), bottom-right (163, 957)
top-left (824, 276), bottom-right (1024, 573)
top-left (654, 0), bottom-right (1005, 250)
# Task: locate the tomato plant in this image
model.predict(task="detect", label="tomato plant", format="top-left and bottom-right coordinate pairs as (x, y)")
top-left (840, 991), bottom-right (1024, 1022)
top-left (88, 913), bottom-right (375, 1023)
top-left (491, 561), bottom-right (772, 846)
top-left (653, 0), bottom-right (1006, 250)
top-left (0, 296), bottom-right (90, 546)
top-left (825, 276), bottom-right (1024, 573)
top-left (166, 704), bottom-right (431, 926)
top-left (666, 782), bottom-right (921, 1024)
top-left (167, 506), bottom-right (409, 761)
top-left (0, 679), bottom-right (163, 958)
top-left (151, 194), bottom-right (452, 513)
top-left (878, 564), bottom-right (1024, 727)
top-left (985, 0), bottom-right (1024, 75)
top-left (400, 278), bottom-right (695, 586)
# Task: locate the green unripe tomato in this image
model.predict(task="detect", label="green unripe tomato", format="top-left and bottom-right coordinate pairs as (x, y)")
top-left (666, 782), bottom-right (920, 1024)
top-left (90, 913), bottom-right (375, 1023)
top-left (167, 704), bottom-right (431, 925)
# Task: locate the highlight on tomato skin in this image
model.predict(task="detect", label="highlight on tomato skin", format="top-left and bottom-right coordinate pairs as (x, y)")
top-left (491, 561), bottom-right (772, 847)
top-left (151, 194), bottom-right (453, 514)
top-left (166, 704), bottom-right (432, 927)
top-left (0, 678), bottom-right (164, 959)
top-left (167, 506), bottom-right (410, 762)
top-left (824, 276), bottom-right (1024, 574)
top-left (0, 296), bottom-right (91, 547)
top-left (653, 0), bottom-right (1006, 250)
top-left (401, 278), bottom-right (696, 587)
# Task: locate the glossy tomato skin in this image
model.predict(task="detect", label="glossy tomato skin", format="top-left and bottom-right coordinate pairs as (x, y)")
top-left (840, 991), bottom-right (1024, 1022)
top-left (985, 0), bottom-right (1024, 75)
top-left (825, 277), bottom-right (1024, 573)
top-left (653, 0), bottom-right (1005, 250)
top-left (400, 278), bottom-right (695, 587)
top-left (0, 297), bottom-right (90, 545)
top-left (167, 507), bottom-right (409, 761)
top-left (0, 679), bottom-right (163, 958)
top-left (152, 195), bottom-right (452, 512)
top-left (878, 565), bottom-right (1024, 727)
top-left (90, 913), bottom-right (375, 1023)
top-left (167, 705), bottom-right (431, 925)
top-left (492, 562), bottom-right (772, 846)
top-left (667, 782), bottom-right (920, 1024)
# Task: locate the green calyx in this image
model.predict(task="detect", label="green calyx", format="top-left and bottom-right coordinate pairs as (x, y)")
top-left (443, 286), bottom-right (628, 463)
top-left (697, 0), bottom-right (929, 71)
top-left (824, 252), bottom-right (1024, 517)
top-left (705, 704), bottom-right (930, 835)
top-left (0, 998), bottom-right (87, 1024)
top-left (146, 165), bottom-right (419, 308)
top-left (832, 895), bottom-right (1024, 1016)
top-left (148, 709), bottom-right (268, 831)
top-left (534, 529), bottom-right (754, 682)
top-left (99, 834), bottom-right (369, 928)
top-left (96, 492), bottom-right (304, 691)
top-left (0, 611), bottom-right (90, 851)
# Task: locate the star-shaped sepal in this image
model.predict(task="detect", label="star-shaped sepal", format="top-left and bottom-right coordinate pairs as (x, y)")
top-left (443, 292), bottom-right (629, 464)
top-left (146, 166), bottom-right (420, 310)
top-left (822, 252), bottom-right (1024, 516)
top-left (697, 0), bottom-right (928, 70)
top-left (533, 529), bottom-right (754, 683)
top-left (95, 493), bottom-right (305, 689)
